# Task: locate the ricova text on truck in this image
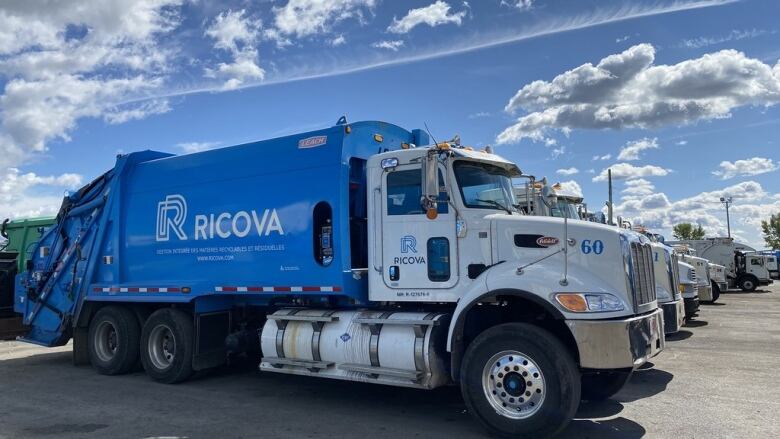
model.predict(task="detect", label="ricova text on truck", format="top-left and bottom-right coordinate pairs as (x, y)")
top-left (15, 120), bottom-right (663, 437)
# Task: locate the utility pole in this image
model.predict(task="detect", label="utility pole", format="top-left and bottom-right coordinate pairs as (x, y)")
top-left (607, 169), bottom-right (614, 225)
top-left (720, 196), bottom-right (732, 238)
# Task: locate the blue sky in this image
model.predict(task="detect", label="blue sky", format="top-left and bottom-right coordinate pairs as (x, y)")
top-left (0, 0), bottom-right (779, 247)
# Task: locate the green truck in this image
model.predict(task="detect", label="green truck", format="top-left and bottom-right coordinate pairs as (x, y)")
top-left (1, 217), bottom-right (55, 335)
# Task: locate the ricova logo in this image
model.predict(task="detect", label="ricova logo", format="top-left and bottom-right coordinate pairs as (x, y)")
top-left (156, 194), bottom-right (284, 242)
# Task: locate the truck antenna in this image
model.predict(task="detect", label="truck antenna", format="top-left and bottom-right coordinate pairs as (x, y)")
top-left (424, 122), bottom-right (439, 147)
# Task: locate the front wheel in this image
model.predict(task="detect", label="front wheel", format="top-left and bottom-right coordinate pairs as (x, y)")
top-left (710, 282), bottom-right (721, 302)
top-left (581, 370), bottom-right (632, 401)
top-left (739, 276), bottom-right (757, 292)
top-left (460, 323), bottom-right (580, 438)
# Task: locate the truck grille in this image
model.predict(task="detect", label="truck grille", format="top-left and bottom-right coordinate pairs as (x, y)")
top-left (669, 252), bottom-right (680, 297)
top-left (630, 242), bottom-right (657, 308)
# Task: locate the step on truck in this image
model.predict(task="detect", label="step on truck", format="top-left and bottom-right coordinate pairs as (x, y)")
top-left (15, 120), bottom-right (663, 438)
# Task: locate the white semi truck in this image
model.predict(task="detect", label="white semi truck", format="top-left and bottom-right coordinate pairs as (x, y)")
top-left (669, 238), bottom-right (773, 291)
top-left (673, 247), bottom-right (715, 303)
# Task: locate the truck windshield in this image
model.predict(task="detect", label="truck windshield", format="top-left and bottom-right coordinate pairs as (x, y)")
top-left (550, 199), bottom-right (579, 219)
top-left (454, 161), bottom-right (516, 212)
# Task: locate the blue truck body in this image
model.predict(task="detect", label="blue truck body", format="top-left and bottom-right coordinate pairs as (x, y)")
top-left (15, 120), bottom-right (428, 347)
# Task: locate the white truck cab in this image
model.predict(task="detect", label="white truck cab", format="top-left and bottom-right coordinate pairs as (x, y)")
top-left (674, 246), bottom-right (715, 303)
top-left (364, 143), bottom-right (663, 435)
top-left (514, 180), bottom-right (583, 220)
top-left (669, 238), bottom-right (772, 291)
top-left (650, 242), bottom-right (685, 334)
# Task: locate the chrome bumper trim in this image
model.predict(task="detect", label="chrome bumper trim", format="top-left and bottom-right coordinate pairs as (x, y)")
top-left (566, 309), bottom-right (664, 370)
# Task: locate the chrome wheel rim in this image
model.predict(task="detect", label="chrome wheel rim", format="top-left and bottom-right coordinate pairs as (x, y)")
top-left (482, 350), bottom-right (546, 419)
top-left (94, 321), bottom-right (118, 363)
top-left (148, 324), bottom-right (176, 370)
top-left (744, 280), bottom-right (754, 290)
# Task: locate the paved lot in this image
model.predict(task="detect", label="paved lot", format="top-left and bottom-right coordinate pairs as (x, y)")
top-left (2, 284), bottom-right (779, 439)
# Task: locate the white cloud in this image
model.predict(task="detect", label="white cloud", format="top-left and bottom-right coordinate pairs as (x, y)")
top-left (0, 168), bottom-right (83, 220)
top-left (468, 111), bottom-right (491, 119)
top-left (104, 99), bottom-right (171, 125)
top-left (593, 162), bottom-right (670, 182)
top-left (556, 180), bottom-right (582, 198)
top-left (204, 10), bottom-right (264, 90)
top-left (556, 167), bottom-right (579, 175)
top-left (712, 157), bottom-right (779, 180)
top-left (372, 40), bottom-right (405, 51)
top-left (388, 1), bottom-right (467, 34)
top-left (330, 34), bottom-right (347, 46)
top-left (621, 178), bottom-right (655, 197)
top-left (551, 145), bottom-right (566, 159)
top-left (497, 44), bottom-right (780, 144)
top-left (616, 35), bottom-right (631, 43)
top-left (676, 140), bottom-right (688, 145)
top-left (617, 137), bottom-right (658, 161)
top-left (270, 0), bottom-right (376, 39)
top-left (592, 153), bottom-right (612, 161)
top-left (176, 141), bottom-right (222, 154)
top-left (681, 29), bottom-right (772, 49)
top-left (501, 0), bottom-right (533, 11)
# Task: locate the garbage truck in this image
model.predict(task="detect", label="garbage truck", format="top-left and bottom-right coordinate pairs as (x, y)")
top-left (513, 179), bottom-right (583, 219)
top-left (669, 238), bottom-right (772, 291)
top-left (14, 120), bottom-right (663, 438)
top-left (1, 217), bottom-right (55, 338)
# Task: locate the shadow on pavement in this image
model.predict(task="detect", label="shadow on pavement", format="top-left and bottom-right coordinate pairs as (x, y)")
top-left (561, 417), bottom-right (646, 439)
top-left (684, 319), bottom-right (708, 328)
top-left (665, 330), bottom-right (693, 341)
top-left (703, 302), bottom-right (726, 306)
top-left (617, 367), bottom-right (673, 403)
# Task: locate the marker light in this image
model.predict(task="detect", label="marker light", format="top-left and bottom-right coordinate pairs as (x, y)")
top-left (381, 158), bottom-right (399, 169)
top-left (373, 134), bottom-right (384, 143)
top-left (555, 293), bottom-right (625, 313)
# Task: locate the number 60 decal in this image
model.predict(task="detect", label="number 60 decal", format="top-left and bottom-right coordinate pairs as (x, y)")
top-left (581, 239), bottom-right (604, 255)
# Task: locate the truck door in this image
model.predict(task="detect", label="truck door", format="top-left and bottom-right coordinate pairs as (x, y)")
top-left (380, 164), bottom-right (458, 290)
top-left (748, 256), bottom-right (768, 280)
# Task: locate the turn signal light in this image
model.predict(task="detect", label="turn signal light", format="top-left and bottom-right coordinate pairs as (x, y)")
top-left (555, 294), bottom-right (588, 312)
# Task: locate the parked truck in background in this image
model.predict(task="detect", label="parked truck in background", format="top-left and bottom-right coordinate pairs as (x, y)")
top-left (758, 250), bottom-right (779, 280)
top-left (13, 120), bottom-right (664, 438)
top-left (673, 247), bottom-right (715, 303)
top-left (1, 217), bottom-right (55, 337)
top-left (649, 241), bottom-right (685, 334)
top-left (513, 179), bottom-right (583, 219)
top-left (678, 261), bottom-right (700, 319)
top-left (669, 238), bottom-right (772, 292)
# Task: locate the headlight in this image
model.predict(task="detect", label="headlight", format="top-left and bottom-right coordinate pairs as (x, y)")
top-left (554, 293), bottom-right (625, 313)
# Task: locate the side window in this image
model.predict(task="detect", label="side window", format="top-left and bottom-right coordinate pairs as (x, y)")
top-left (751, 258), bottom-right (762, 266)
top-left (386, 169), bottom-right (448, 215)
top-left (427, 237), bottom-right (450, 282)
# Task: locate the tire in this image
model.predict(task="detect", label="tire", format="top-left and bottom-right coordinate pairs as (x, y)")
top-left (710, 282), bottom-right (721, 303)
top-left (739, 276), bottom-right (757, 292)
top-left (87, 306), bottom-right (141, 375)
top-left (140, 308), bottom-right (194, 383)
top-left (581, 370), bottom-right (632, 401)
top-left (460, 323), bottom-right (580, 438)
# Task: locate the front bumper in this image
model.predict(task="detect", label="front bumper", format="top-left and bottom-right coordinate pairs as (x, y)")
top-left (759, 279), bottom-right (773, 286)
top-left (566, 308), bottom-right (664, 370)
top-left (697, 285), bottom-right (713, 302)
top-left (661, 299), bottom-right (684, 334)
top-left (684, 297), bottom-right (700, 317)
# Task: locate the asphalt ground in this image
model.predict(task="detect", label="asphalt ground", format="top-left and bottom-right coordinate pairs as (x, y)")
top-left (1, 283), bottom-right (779, 439)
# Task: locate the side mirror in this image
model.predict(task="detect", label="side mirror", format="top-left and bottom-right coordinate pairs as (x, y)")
top-left (421, 152), bottom-right (439, 219)
top-left (541, 185), bottom-right (557, 206)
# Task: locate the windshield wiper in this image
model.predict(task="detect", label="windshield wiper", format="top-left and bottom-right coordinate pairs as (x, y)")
top-left (475, 199), bottom-right (512, 214)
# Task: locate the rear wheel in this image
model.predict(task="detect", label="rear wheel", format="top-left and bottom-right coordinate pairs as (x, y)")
top-left (739, 276), bottom-right (757, 292)
top-left (581, 370), bottom-right (632, 401)
top-left (460, 323), bottom-right (580, 438)
top-left (88, 306), bottom-right (140, 375)
top-left (140, 308), bottom-right (194, 383)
